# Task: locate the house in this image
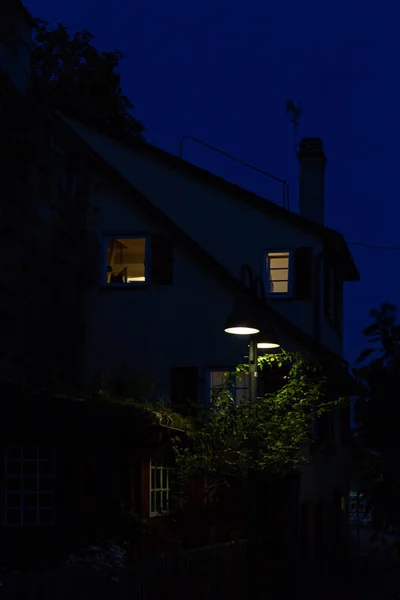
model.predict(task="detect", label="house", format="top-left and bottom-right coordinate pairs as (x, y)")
top-left (0, 0), bottom-right (359, 573)
top-left (51, 114), bottom-right (357, 569)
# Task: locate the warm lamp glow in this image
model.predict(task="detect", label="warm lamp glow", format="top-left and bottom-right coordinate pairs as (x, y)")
top-left (224, 326), bottom-right (259, 335)
top-left (257, 341), bottom-right (280, 349)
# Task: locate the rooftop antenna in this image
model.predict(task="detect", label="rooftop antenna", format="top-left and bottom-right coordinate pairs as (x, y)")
top-left (286, 100), bottom-right (301, 153)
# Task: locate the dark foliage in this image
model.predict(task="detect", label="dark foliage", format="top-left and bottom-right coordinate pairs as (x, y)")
top-left (30, 19), bottom-right (146, 142)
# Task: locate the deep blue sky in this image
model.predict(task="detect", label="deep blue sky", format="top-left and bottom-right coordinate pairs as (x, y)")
top-left (25, 0), bottom-right (400, 364)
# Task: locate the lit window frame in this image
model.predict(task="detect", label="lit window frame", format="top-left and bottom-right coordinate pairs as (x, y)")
top-left (207, 368), bottom-right (250, 406)
top-left (264, 250), bottom-right (292, 297)
top-left (149, 460), bottom-right (171, 518)
top-left (4, 445), bottom-right (56, 528)
top-left (103, 235), bottom-right (149, 288)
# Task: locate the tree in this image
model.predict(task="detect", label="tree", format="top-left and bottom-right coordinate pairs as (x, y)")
top-left (30, 19), bottom-right (146, 142)
top-left (170, 351), bottom-right (344, 510)
top-left (353, 302), bottom-right (400, 533)
top-left (353, 302), bottom-right (400, 458)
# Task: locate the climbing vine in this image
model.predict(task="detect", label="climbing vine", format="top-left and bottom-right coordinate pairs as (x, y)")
top-left (89, 352), bottom-right (347, 509)
top-left (169, 351), bottom-right (347, 506)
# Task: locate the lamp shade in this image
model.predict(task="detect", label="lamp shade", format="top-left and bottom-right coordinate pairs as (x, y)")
top-left (224, 309), bottom-right (259, 335)
top-left (255, 324), bottom-right (280, 349)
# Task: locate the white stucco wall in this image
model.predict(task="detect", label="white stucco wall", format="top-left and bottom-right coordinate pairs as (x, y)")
top-left (83, 175), bottom-right (301, 397)
top-left (61, 115), bottom-right (343, 358)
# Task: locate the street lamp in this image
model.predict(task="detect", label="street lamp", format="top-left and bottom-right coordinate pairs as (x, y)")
top-left (224, 264), bottom-right (280, 599)
top-left (224, 265), bottom-right (280, 400)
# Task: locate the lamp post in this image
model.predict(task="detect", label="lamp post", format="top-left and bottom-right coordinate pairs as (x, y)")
top-left (224, 265), bottom-right (280, 599)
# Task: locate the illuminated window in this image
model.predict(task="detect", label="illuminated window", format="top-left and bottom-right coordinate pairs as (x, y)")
top-left (106, 238), bottom-right (146, 285)
top-left (265, 251), bottom-right (291, 295)
top-left (150, 460), bottom-right (171, 517)
top-left (4, 445), bottom-right (55, 527)
top-left (208, 370), bottom-right (249, 405)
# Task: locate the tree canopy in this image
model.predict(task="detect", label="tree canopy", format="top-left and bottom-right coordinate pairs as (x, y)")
top-left (30, 19), bottom-right (146, 142)
top-left (170, 351), bottom-right (344, 507)
top-left (353, 302), bottom-right (400, 458)
top-left (351, 303), bottom-right (400, 530)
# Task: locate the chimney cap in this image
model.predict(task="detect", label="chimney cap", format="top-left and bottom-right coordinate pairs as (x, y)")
top-left (297, 137), bottom-right (326, 163)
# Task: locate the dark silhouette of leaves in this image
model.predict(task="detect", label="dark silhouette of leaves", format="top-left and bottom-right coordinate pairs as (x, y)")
top-left (30, 19), bottom-right (146, 142)
top-left (355, 348), bottom-right (374, 364)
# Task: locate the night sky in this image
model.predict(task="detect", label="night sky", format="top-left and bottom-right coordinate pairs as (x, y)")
top-left (25, 0), bottom-right (399, 364)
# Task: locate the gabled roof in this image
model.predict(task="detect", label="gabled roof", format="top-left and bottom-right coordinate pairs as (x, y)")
top-left (59, 114), bottom-right (359, 281)
top-left (121, 139), bottom-right (359, 280)
top-left (52, 110), bottom-right (351, 362)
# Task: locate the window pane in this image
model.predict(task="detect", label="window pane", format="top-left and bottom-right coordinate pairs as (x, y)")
top-left (107, 238), bottom-right (146, 284)
top-left (210, 371), bottom-right (226, 389)
top-left (23, 493), bottom-right (38, 508)
top-left (6, 510), bottom-right (21, 525)
top-left (23, 478), bottom-right (37, 492)
top-left (270, 269), bottom-right (289, 281)
top-left (155, 491), bottom-right (161, 513)
top-left (155, 468), bottom-right (161, 489)
top-left (151, 492), bottom-right (156, 514)
top-left (161, 491), bottom-right (168, 512)
top-left (23, 462), bottom-right (37, 476)
top-left (23, 509), bottom-right (38, 526)
top-left (7, 461), bottom-right (21, 476)
top-left (151, 467), bottom-right (156, 489)
top-left (268, 252), bottom-right (289, 259)
top-left (270, 281), bottom-right (289, 294)
top-left (269, 257), bottom-right (289, 269)
top-left (7, 493), bottom-right (21, 509)
top-left (7, 478), bottom-right (20, 492)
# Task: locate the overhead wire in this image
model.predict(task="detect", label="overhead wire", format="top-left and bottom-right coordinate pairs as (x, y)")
top-left (346, 242), bottom-right (400, 251)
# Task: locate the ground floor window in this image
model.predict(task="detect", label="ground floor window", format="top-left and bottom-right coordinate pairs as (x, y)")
top-left (208, 369), bottom-right (250, 405)
top-left (150, 460), bottom-right (171, 517)
top-left (4, 445), bottom-right (55, 526)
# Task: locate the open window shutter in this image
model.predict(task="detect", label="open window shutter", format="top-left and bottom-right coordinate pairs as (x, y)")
top-left (170, 367), bottom-right (198, 407)
top-left (294, 247), bottom-right (313, 300)
top-left (151, 234), bottom-right (174, 285)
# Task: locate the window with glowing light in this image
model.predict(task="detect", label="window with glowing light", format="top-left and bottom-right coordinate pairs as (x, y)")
top-left (106, 238), bottom-right (147, 284)
top-left (265, 251), bottom-right (291, 295)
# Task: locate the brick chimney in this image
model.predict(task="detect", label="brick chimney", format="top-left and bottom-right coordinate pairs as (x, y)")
top-left (0, 0), bottom-right (34, 93)
top-left (297, 137), bottom-right (327, 225)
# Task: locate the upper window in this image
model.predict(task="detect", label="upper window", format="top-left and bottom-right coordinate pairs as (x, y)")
top-left (4, 445), bottom-right (55, 527)
top-left (150, 460), bottom-right (171, 517)
top-left (265, 251), bottom-right (291, 295)
top-left (106, 237), bottom-right (147, 285)
top-left (208, 370), bottom-right (249, 405)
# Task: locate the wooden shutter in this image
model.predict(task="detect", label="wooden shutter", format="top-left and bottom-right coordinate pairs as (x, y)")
top-left (170, 367), bottom-right (198, 407)
top-left (294, 247), bottom-right (313, 300)
top-left (151, 234), bottom-right (174, 285)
